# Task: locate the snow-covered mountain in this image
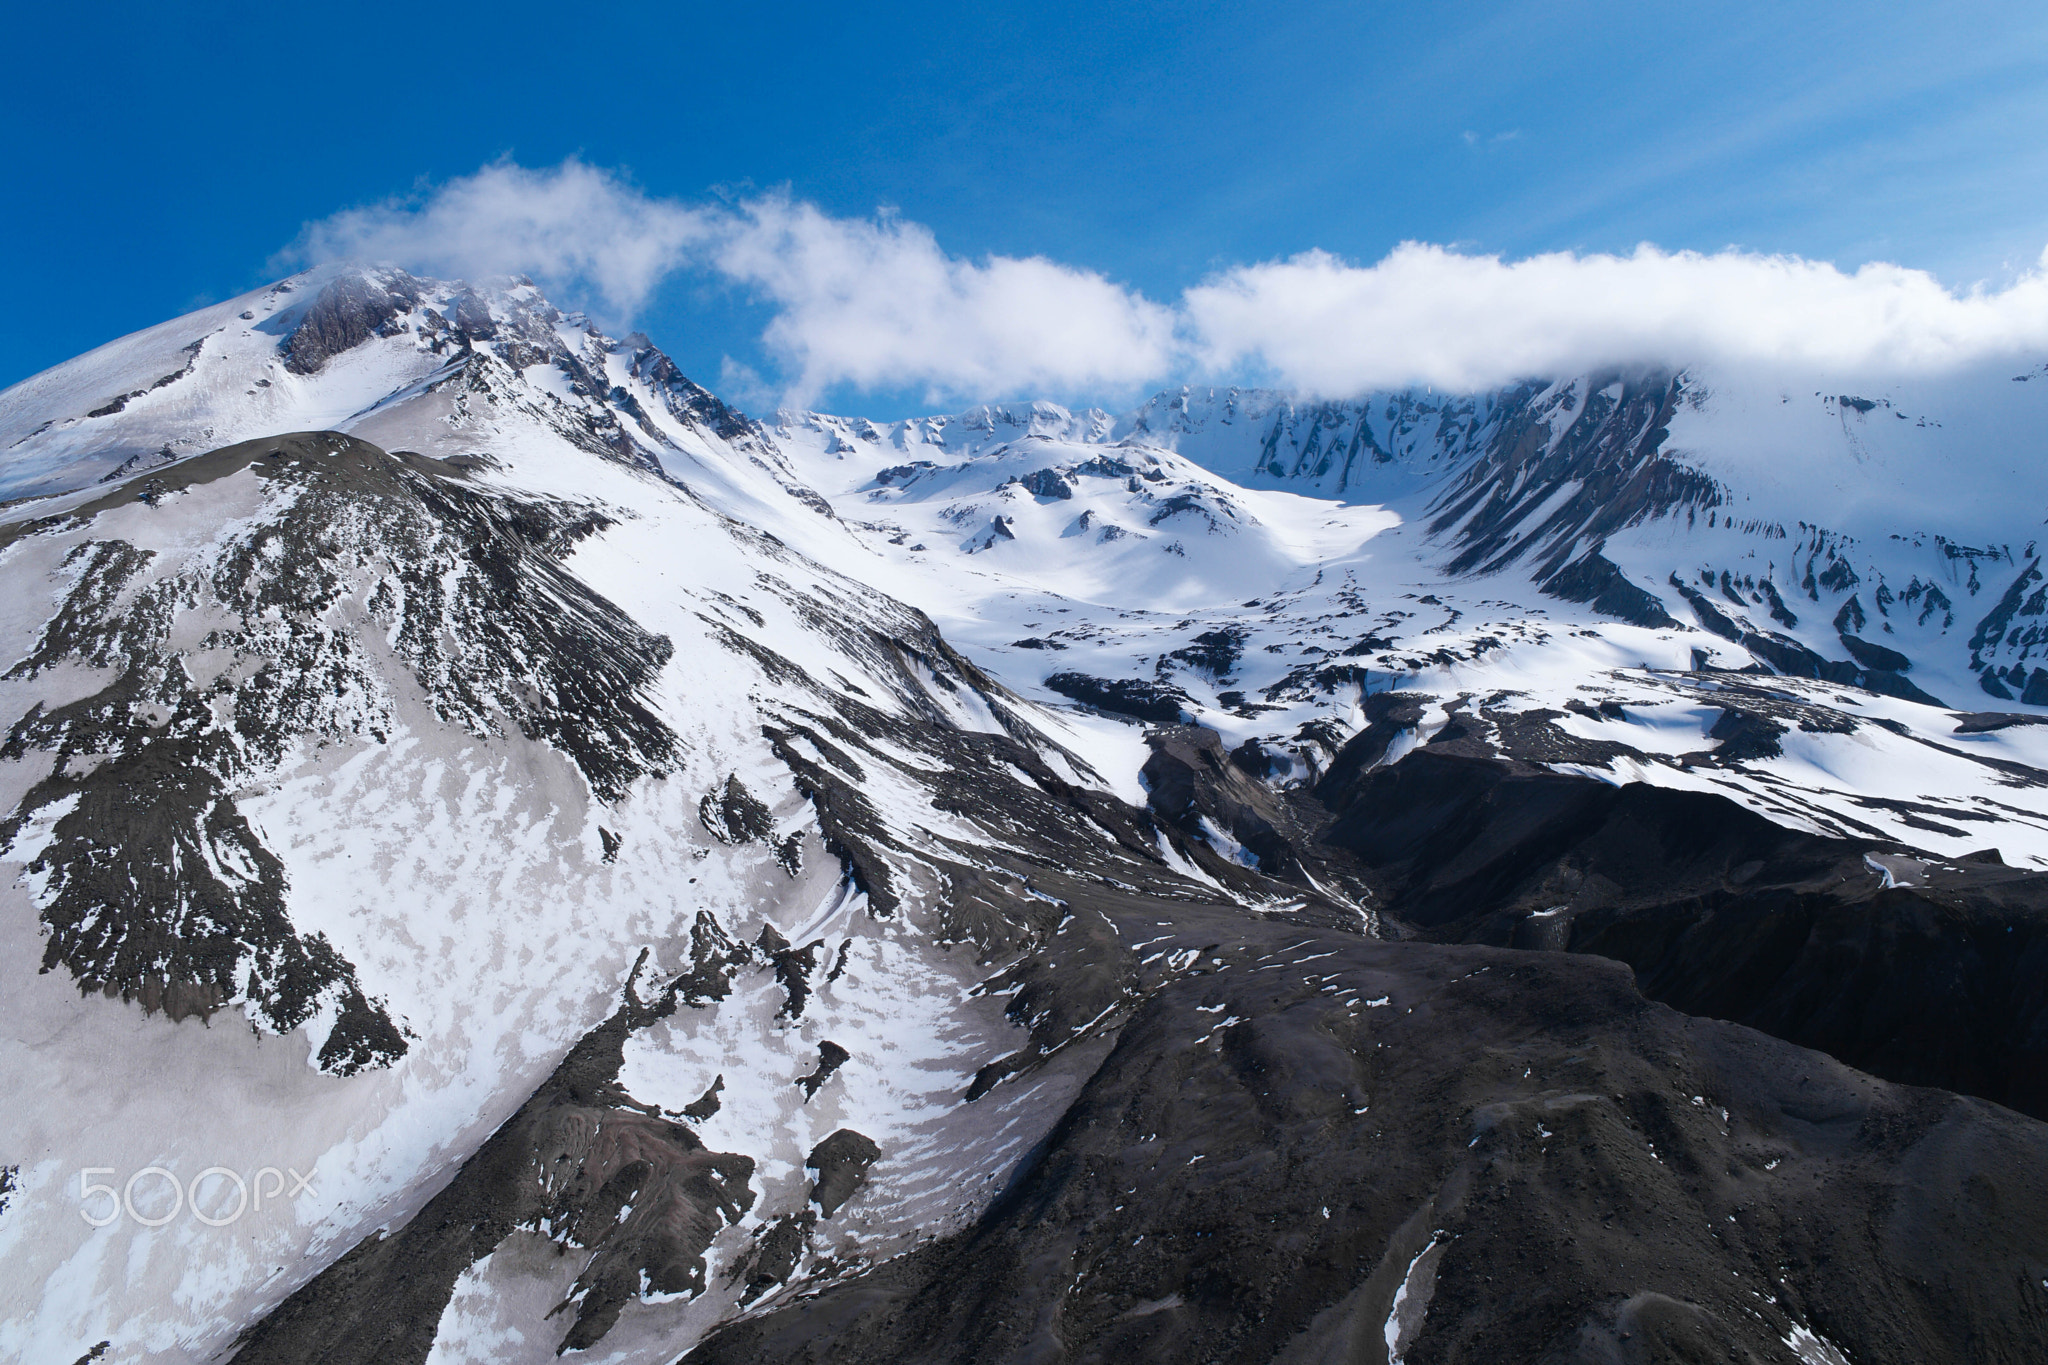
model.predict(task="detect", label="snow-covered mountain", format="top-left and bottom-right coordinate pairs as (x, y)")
top-left (783, 360), bottom-right (2048, 704)
top-left (1, 266), bottom-right (2046, 1365)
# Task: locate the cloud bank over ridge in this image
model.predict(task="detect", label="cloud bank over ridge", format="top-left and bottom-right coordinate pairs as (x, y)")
top-left (294, 159), bottom-right (2048, 406)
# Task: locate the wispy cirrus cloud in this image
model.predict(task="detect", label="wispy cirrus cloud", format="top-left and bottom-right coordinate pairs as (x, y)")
top-left (290, 158), bottom-right (2048, 406)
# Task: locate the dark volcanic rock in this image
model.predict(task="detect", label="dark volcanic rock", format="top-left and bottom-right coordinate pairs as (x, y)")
top-left (1665, 572), bottom-right (1947, 702)
top-left (1018, 467), bottom-right (1073, 499)
top-left (1968, 555), bottom-right (2043, 658)
top-left (1429, 371), bottom-right (1722, 581)
top-left (760, 924), bottom-right (829, 1021)
top-left (806, 1128), bottom-right (880, 1217)
top-left (1704, 704), bottom-right (1789, 762)
top-left (450, 287), bottom-right (496, 340)
top-left (738, 1210), bottom-right (818, 1302)
top-left (1317, 691), bottom-right (1434, 786)
top-left (672, 911), bottom-right (749, 1006)
top-left (701, 773), bottom-right (777, 844)
top-left (1141, 725), bottom-right (1360, 894)
top-left (1540, 548), bottom-right (1676, 627)
top-left (1167, 627), bottom-right (1247, 678)
top-left (1567, 857), bottom-right (2048, 1121)
top-left (797, 1040), bottom-right (851, 1100)
top-left (1858, 666), bottom-right (1947, 705)
top-left (187, 468), bottom-right (2048, 1365)
top-left (1044, 672), bottom-right (1191, 724)
top-left (83, 338), bottom-right (205, 420)
top-left (1317, 750), bottom-right (1837, 934)
top-left (1955, 711), bottom-right (2048, 734)
top-left (1315, 748), bottom-right (2048, 1120)
top-left (682, 1074), bottom-right (725, 1121)
top-left (1759, 576), bottom-right (1799, 627)
top-left (1840, 631), bottom-right (1912, 672)
top-left (283, 271), bottom-right (421, 375)
top-left (0, 431), bottom-right (678, 1073)
top-left (683, 931), bottom-right (2048, 1365)
top-left (231, 957), bottom-right (757, 1363)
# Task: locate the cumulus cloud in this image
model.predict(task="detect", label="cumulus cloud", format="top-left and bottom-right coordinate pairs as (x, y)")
top-left (291, 159), bottom-right (2048, 405)
top-left (296, 159), bottom-right (716, 320)
top-left (709, 196), bottom-right (1177, 405)
top-left (290, 160), bottom-right (1172, 406)
top-left (1184, 242), bottom-right (2048, 393)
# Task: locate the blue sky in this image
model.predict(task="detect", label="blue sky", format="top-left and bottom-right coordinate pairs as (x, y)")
top-left (6, 0), bottom-right (2047, 414)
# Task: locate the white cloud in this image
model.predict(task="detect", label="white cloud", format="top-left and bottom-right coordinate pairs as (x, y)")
top-left (292, 159), bottom-right (2048, 405)
top-left (708, 196), bottom-right (1178, 406)
top-left (293, 164), bottom-right (1172, 407)
top-left (294, 159), bottom-right (716, 320)
top-left (1183, 242), bottom-right (2048, 393)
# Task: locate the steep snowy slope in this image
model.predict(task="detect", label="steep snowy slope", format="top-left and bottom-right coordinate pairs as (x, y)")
top-left (1123, 367), bottom-right (2048, 709)
top-left (786, 362), bottom-right (2048, 703)
top-left (769, 377), bottom-right (2048, 871)
top-left (0, 270), bottom-right (1314, 1364)
top-left (1, 268), bottom-right (2046, 1365)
